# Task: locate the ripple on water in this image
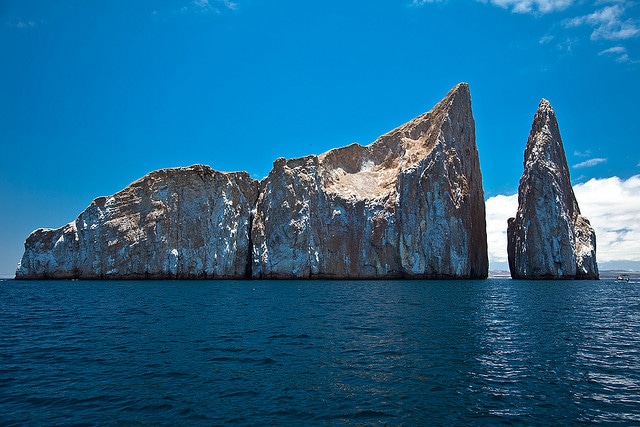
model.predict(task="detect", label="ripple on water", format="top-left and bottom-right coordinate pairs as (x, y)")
top-left (1, 279), bottom-right (640, 425)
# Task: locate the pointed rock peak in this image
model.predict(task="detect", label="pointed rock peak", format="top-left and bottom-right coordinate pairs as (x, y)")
top-left (523, 98), bottom-right (573, 212)
top-left (435, 82), bottom-right (471, 110)
top-left (448, 82), bottom-right (470, 97)
top-left (534, 98), bottom-right (556, 123)
top-left (318, 82), bottom-right (477, 200)
top-left (508, 97), bottom-right (598, 280)
top-left (531, 98), bottom-right (558, 130)
top-left (384, 82), bottom-right (471, 130)
top-left (525, 97), bottom-right (565, 169)
top-left (539, 98), bottom-right (551, 109)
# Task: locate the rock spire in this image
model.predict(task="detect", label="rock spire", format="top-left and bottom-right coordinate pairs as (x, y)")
top-left (507, 99), bottom-right (598, 279)
top-left (16, 83), bottom-right (488, 280)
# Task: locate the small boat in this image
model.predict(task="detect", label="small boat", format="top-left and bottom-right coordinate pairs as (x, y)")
top-left (616, 274), bottom-right (630, 283)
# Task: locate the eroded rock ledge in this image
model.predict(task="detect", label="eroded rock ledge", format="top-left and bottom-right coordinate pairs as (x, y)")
top-left (16, 83), bottom-right (488, 280)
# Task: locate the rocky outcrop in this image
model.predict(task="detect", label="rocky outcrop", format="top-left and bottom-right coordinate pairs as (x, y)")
top-left (16, 83), bottom-right (488, 280)
top-left (507, 99), bottom-right (598, 280)
top-left (251, 83), bottom-right (487, 278)
top-left (16, 165), bottom-right (259, 279)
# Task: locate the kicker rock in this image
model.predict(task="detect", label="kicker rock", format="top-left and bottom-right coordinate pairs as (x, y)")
top-left (16, 165), bottom-right (259, 279)
top-left (507, 99), bottom-right (598, 280)
top-left (251, 83), bottom-right (488, 279)
top-left (16, 83), bottom-right (488, 280)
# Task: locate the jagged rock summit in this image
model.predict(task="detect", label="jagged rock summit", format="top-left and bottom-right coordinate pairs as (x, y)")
top-left (507, 99), bottom-right (598, 280)
top-left (16, 83), bottom-right (488, 280)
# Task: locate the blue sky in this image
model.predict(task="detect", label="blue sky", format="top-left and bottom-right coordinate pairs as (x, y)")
top-left (1, 0), bottom-right (639, 275)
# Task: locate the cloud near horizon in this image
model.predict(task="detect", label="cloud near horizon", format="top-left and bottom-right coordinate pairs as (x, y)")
top-left (485, 175), bottom-right (640, 268)
top-left (574, 176), bottom-right (640, 264)
top-left (485, 193), bottom-right (518, 266)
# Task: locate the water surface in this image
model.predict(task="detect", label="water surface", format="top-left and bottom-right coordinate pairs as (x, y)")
top-left (1, 279), bottom-right (639, 425)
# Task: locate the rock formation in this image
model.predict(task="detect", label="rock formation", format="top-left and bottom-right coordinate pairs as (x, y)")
top-left (507, 99), bottom-right (598, 280)
top-left (252, 83), bottom-right (487, 278)
top-left (16, 165), bottom-right (259, 279)
top-left (16, 83), bottom-right (488, 280)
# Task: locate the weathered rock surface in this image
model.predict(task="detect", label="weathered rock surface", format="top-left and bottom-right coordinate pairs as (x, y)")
top-left (16, 165), bottom-right (259, 279)
top-left (251, 83), bottom-right (488, 278)
top-left (16, 83), bottom-right (488, 280)
top-left (507, 99), bottom-right (598, 280)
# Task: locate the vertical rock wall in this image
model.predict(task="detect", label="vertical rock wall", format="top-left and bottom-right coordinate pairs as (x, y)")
top-left (507, 99), bottom-right (598, 280)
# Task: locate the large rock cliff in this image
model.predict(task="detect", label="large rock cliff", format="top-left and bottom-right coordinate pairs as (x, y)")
top-left (252, 83), bottom-right (487, 278)
top-left (16, 83), bottom-right (488, 280)
top-left (507, 99), bottom-right (598, 280)
top-left (16, 165), bottom-right (259, 279)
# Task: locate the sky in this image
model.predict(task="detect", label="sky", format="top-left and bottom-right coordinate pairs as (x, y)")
top-left (1, 0), bottom-right (639, 276)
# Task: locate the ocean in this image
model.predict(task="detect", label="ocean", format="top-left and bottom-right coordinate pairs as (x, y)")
top-left (1, 278), bottom-right (639, 425)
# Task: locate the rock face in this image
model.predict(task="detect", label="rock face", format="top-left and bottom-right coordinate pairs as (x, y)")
top-left (507, 99), bottom-right (598, 280)
top-left (16, 165), bottom-right (259, 279)
top-left (16, 83), bottom-right (488, 280)
top-left (251, 83), bottom-right (487, 278)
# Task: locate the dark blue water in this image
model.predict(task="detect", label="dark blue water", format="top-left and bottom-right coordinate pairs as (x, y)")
top-left (1, 279), bottom-right (639, 425)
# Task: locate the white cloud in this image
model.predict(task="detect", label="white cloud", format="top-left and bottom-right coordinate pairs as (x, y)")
top-left (15, 20), bottom-right (35, 28)
top-left (574, 176), bottom-right (640, 263)
top-left (539, 34), bottom-right (555, 44)
top-left (219, 0), bottom-right (238, 10)
top-left (410, 0), bottom-right (443, 5)
top-left (194, 0), bottom-right (237, 8)
top-left (599, 46), bottom-right (625, 55)
top-left (4, 17), bottom-right (37, 29)
top-left (564, 4), bottom-right (640, 40)
top-left (573, 157), bottom-right (607, 168)
top-left (488, 0), bottom-right (573, 14)
top-left (485, 175), bottom-right (640, 270)
top-left (183, 0), bottom-right (238, 14)
top-left (599, 46), bottom-right (633, 62)
top-left (485, 193), bottom-right (519, 265)
top-left (413, 0), bottom-right (574, 12)
top-left (574, 149), bottom-right (592, 157)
